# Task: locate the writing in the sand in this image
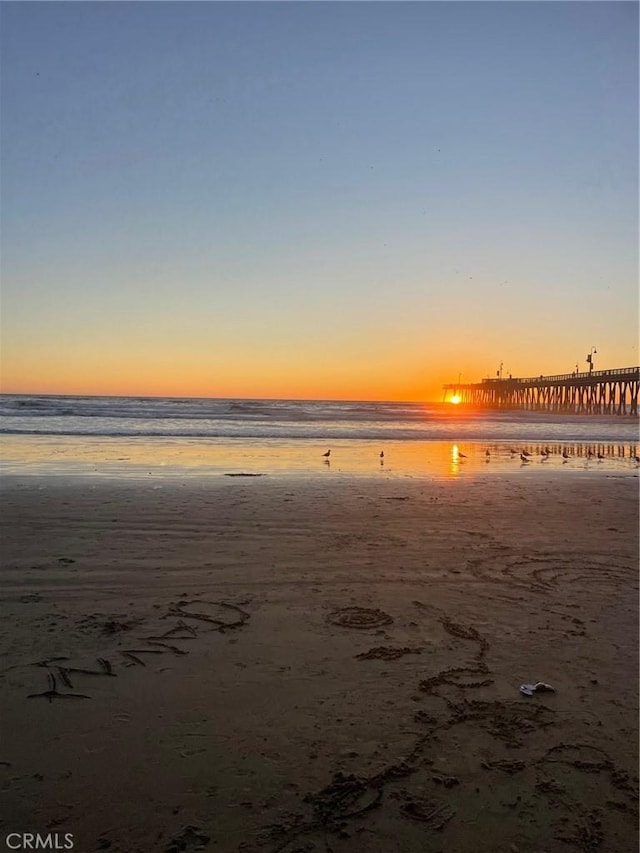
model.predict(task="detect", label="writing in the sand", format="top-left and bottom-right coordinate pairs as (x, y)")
top-left (4, 834), bottom-right (74, 850)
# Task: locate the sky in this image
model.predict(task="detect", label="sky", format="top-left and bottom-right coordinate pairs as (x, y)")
top-left (1, 1), bottom-right (638, 401)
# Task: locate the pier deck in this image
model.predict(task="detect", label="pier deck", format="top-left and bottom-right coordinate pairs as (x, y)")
top-left (443, 367), bottom-right (639, 415)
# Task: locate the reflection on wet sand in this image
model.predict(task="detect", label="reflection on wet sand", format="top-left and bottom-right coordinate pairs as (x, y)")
top-left (1, 436), bottom-right (638, 481)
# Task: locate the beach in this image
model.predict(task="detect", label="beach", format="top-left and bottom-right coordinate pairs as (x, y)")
top-left (3, 0), bottom-right (639, 847)
top-left (1, 467), bottom-right (638, 852)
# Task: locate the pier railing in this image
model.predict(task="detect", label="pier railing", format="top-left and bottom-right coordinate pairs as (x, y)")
top-left (479, 367), bottom-right (638, 385)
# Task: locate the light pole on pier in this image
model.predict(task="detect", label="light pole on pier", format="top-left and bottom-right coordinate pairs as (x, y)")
top-left (586, 347), bottom-right (597, 373)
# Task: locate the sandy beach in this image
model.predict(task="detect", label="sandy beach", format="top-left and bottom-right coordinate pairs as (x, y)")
top-left (3, 0), bottom-right (639, 848)
top-left (1, 471), bottom-right (638, 852)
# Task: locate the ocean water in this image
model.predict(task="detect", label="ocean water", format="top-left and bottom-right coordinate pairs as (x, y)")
top-left (2, 394), bottom-right (639, 441)
top-left (1, 394), bottom-right (638, 479)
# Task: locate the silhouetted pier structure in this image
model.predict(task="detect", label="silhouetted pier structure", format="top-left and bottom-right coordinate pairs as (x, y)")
top-left (443, 367), bottom-right (639, 415)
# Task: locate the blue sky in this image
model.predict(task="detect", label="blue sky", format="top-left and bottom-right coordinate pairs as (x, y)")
top-left (1, 1), bottom-right (638, 399)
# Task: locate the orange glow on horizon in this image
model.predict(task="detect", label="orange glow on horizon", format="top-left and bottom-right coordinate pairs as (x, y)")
top-left (0, 330), bottom-right (487, 403)
top-left (0, 369), bottom-right (449, 403)
top-left (0, 347), bottom-right (494, 403)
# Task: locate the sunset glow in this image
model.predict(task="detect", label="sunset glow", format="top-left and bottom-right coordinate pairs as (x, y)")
top-left (1, 3), bottom-right (637, 401)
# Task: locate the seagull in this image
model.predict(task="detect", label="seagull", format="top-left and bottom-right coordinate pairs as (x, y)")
top-left (380, 451), bottom-right (384, 459)
top-left (520, 453), bottom-right (530, 463)
top-left (521, 450), bottom-right (532, 457)
top-left (322, 449), bottom-right (331, 458)
top-left (633, 455), bottom-right (640, 464)
top-left (562, 450), bottom-right (570, 462)
top-left (597, 452), bottom-right (605, 461)
top-left (587, 449), bottom-right (594, 459)
top-left (458, 452), bottom-right (468, 459)
top-left (540, 449), bottom-right (549, 458)
top-left (485, 449), bottom-right (490, 457)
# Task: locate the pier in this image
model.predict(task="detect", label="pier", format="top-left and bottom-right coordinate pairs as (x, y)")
top-left (443, 367), bottom-right (640, 415)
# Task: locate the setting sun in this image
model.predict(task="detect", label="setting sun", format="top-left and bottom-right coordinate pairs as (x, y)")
top-left (450, 395), bottom-right (462, 405)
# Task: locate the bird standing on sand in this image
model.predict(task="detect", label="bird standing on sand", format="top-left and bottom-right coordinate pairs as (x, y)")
top-left (562, 450), bottom-right (570, 460)
top-left (597, 451), bottom-right (605, 460)
top-left (485, 449), bottom-right (490, 457)
top-left (380, 451), bottom-right (384, 459)
top-left (322, 449), bottom-right (331, 458)
top-left (520, 453), bottom-right (530, 463)
top-left (521, 449), bottom-right (532, 457)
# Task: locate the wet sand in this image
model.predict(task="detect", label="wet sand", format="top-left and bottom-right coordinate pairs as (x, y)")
top-left (1, 472), bottom-right (638, 852)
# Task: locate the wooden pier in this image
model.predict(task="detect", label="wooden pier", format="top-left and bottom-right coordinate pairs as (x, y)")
top-left (443, 367), bottom-right (640, 415)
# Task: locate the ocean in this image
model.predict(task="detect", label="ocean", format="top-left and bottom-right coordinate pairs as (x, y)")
top-left (1, 394), bottom-right (638, 479)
